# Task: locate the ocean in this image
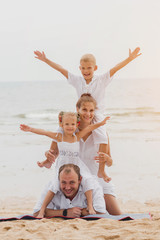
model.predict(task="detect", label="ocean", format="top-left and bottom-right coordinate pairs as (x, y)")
top-left (0, 78), bottom-right (160, 202)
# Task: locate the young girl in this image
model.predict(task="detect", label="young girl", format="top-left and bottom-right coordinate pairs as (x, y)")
top-left (20, 112), bottom-right (110, 217)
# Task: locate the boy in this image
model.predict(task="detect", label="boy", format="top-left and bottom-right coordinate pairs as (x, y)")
top-left (34, 48), bottom-right (141, 115)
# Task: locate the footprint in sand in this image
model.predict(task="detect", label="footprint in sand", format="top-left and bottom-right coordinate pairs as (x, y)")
top-left (3, 226), bottom-right (12, 231)
top-left (94, 235), bottom-right (120, 240)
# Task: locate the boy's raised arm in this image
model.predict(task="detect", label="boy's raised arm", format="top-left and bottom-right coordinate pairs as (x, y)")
top-left (34, 51), bottom-right (68, 79)
top-left (110, 47), bottom-right (142, 77)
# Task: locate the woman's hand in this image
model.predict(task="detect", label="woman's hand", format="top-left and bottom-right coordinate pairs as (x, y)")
top-left (45, 150), bottom-right (56, 163)
top-left (94, 152), bottom-right (112, 166)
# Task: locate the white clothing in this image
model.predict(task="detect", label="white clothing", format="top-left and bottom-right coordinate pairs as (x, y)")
top-left (33, 179), bottom-right (106, 214)
top-left (79, 133), bottom-right (116, 196)
top-left (68, 71), bottom-right (113, 112)
top-left (68, 72), bottom-right (113, 144)
top-left (51, 138), bottom-right (95, 193)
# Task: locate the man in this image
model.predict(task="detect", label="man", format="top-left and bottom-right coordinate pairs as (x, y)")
top-left (33, 164), bottom-right (106, 218)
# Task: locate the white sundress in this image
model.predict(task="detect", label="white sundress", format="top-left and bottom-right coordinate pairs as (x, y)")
top-left (50, 135), bottom-right (95, 193)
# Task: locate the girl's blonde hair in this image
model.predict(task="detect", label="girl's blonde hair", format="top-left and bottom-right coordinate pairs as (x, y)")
top-left (58, 111), bottom-right (80, 124)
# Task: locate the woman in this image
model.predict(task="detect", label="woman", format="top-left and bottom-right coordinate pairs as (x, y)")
top-left (45, 94), bottom-right (122, 215)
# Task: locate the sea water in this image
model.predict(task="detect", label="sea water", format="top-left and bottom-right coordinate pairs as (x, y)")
top-left (0, 78), bottom-right (160, 202)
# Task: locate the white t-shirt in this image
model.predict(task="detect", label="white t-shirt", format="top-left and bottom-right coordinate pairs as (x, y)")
top-left (33, 178), bottom-right (106, 214)
top-left (68, 71), bottom-right (113, 112)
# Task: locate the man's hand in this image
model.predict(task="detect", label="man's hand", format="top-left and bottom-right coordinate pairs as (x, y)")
top-left (81, 208), bottom-right (90, 217)
top-left (34, 51), bottom-right (47, 62)
top-left (36, 212), bottom-right (44, 219)
top-left (129, 47), bottom-right (141, 61)
top-left (67, 207), bottom-right (82, 218)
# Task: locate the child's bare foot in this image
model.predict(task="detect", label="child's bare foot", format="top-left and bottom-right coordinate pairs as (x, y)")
top-left (87, 206), bottom-right (96, 215)
top-left (36, 213), bottom-right (44, 219)
top-left (37, 160), bottom-right (53, 169)
top-left (98, 170), bottom-right (111, 183)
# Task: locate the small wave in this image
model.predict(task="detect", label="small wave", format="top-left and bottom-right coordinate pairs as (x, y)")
top-left (14, 109), bottom-right (59, 120)
top-left (105, 107), bottom-right (160, 117)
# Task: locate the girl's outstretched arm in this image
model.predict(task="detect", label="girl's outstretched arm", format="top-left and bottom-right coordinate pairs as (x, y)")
top-left (20, 124), bottom-right (60, 141)
top-left (37, 190), bottom-right (55, 218)
top-left (110, 47), bottom-right (141, 77)
top-left (34, 51), bottom-right (68, 78)
top-left (76, 116), bottom-right (110, 140)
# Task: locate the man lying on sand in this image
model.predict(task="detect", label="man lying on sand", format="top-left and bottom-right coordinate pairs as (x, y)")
top-left (33, 164), bottom-right (106, 218)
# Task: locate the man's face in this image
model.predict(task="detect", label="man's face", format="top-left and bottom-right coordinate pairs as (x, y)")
top-left (59, 168), bottom-right (82, 200)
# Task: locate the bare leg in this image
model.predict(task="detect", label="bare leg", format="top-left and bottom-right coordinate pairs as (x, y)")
top-left (37, 141), bottom-right (58, 168)
top-left (104, 194), bottom-right (122, 215)
top-left (85, 190), bottom-right (96, 215)
top-left (37, 159), bottom-right (53, 169)
top-left (97, 143), bottom-right (111, 182)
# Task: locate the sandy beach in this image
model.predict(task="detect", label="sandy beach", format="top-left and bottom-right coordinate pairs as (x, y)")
top-left (0, 197), bottom-right (160, 240)
top-left (0, 139), bottom-right (160, 239)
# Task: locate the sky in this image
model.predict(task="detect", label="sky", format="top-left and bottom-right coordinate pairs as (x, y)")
top-left (0, 0), bottom-right (160, 82)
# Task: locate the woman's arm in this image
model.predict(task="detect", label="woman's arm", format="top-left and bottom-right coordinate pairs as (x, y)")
top-left (76, 117), bottom-right (110, 140)
top-left (20, 124), bottom-right (60, 141)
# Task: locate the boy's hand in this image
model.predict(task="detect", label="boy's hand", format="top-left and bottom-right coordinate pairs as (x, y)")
top-left (34, 51), bottom-right (47, 62)
top-left (20, 124), bottom-right (31, 132)
top-left (129, 47), bottom-right (141, 61)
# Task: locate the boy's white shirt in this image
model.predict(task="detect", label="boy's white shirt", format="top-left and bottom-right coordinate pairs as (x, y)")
top-left (68, 71), bottom-right (113, 113)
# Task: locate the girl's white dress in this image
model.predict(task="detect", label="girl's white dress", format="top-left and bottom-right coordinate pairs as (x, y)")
top-left (50, 136), bottom-right (94, 193)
